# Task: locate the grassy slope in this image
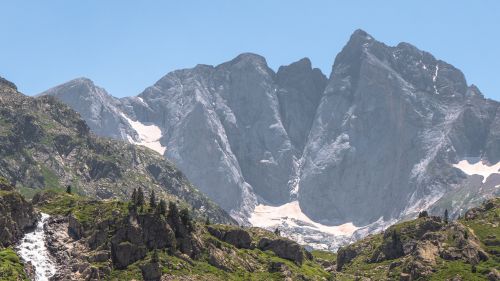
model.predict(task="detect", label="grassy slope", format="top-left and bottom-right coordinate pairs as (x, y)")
top-left (0, 248), bottom-right (28, 281)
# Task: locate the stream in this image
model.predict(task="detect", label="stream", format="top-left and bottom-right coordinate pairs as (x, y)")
top-left (17, 213), bottom-right (57, 281)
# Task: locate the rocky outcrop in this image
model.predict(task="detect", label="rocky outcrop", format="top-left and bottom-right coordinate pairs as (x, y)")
top-left (207, 226), bottom-right (252, 249)
top-left (257, 237), bottom-right (309, 265)
top-left (0, 178), bottom-right (39, 247)
top-left (336, 199), bottom-right (499, 280)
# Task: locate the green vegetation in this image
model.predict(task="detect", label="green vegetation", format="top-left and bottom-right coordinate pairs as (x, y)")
top-left (38, 190), bottom-right (129, 228)
top-left (0, 248), bottom-right (29, 281)
top-left (334, 198), bottom-right (500, 280)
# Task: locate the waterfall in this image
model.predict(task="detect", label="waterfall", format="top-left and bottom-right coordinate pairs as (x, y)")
top-left (17, 213), bottom-right (57, 281)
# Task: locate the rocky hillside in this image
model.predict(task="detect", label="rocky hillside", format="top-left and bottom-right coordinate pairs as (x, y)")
top-left (333, 198), bottom-right (500, 280)
top-left (33, 190), bottom-right (333, 281)
top-left (41, 30), bottom-right (500, 250)
top-left (0, 177), bottom-right (38, 280)
top-left (0, 78), bottom-right (234, 224)
top-left (2, 184), bottom-right (498, 280)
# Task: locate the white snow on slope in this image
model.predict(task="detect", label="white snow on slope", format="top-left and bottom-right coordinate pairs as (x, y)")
top-left (249, 201), bottom-right (360, 251)
top-left (17, 213), bottom-right (57, 281)
top-left (453, 159), bottom-right (500, 183)
top-left (250, 201), bottom-right (358, 236)
top-left (433, 64), bottom-right (439, 95)
top-left (121, 113), bottom-right (166, 155)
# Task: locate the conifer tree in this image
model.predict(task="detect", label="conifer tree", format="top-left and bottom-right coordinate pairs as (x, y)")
top-left (167, 202), bottom-right (179, 224)
top-left (131, 188), bottom-right (138, 205)
top-left (156, 199), bottom-right (167, 216)
top-left (444, 209), bottom-right (449, 224)
top-left (274, 227), bottom-right (281, 236)
top-left (137, 187), bottom-right (145, 207)
top-left (152, 248), bottom-right (159, 263)
top-left (66, 185), bottom-right (72, 194)
top-left (180, 208), bottom-right (193, 232)
top-left (149, 190), bottom-right (157, 209)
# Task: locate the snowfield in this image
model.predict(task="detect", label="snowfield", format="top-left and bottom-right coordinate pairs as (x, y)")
top-left (453, 159), bottom-right (500, 183)
top-left (249, 201), bottom-right (358, 236)
top-left (121, 113), bottom-right (166, 155)
top-left (249, 201), bottom-right (359, 250)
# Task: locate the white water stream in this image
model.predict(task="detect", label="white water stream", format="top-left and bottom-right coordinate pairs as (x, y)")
top-left (17, 213), bottom-right (57, 281)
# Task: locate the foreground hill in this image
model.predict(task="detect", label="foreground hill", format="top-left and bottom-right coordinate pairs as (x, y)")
top-left (1, 179), bottom-right (498, 280)
top-left (333, 198), bottom-right (500, 280)
top-left (0, 78), bottom-right (233, 224)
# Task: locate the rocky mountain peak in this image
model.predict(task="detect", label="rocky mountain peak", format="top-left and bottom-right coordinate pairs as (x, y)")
top-left (228, 52), bottom-right (268, 66)
top-left (0, 76), bottom-right (17, 91)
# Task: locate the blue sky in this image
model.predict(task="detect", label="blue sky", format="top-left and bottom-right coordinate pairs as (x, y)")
top-left (1, 1), bottom-right (499, 100)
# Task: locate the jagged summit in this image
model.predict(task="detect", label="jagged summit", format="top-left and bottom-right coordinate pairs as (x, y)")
top-left (226, 52), bottom-right (268, 66)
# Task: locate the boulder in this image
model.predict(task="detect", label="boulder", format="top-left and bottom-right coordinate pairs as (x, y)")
top-left (258, 237), bottom-right (306, 265)
top-left (141, 262), bottom-right (162, 281)
top-left (207, 226), bottom-right (252, 249)
top-left (111, 241), bottom-right (147, 269)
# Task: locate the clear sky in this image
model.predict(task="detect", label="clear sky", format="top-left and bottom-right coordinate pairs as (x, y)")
top-left (1, 1), bottom-right (499, 100)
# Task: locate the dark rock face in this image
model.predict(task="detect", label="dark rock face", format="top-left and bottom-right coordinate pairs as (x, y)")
top-left (276, 58), bottom-right (328, 152)
top-left (110, 214), bottom-right (176, 268)
top-left (141, 262), bottom-right (161, 281)
top-left (0, 179), bottom-right (39, 247)
top-left (207, 226), bottom-right (252, 249)
top-left (112, 241), bottom-right (148, 269)
top-left (257, 237), bottom-right (307, 265)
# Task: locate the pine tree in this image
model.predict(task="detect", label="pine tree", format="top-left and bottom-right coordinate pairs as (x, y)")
top-left (128, 201), bottom-right (137, 215)
top-left (180, 208), bottom-right (193, 232)
top-left (156, 199), bottom-right (167, 216)
top-left (66, 185), bottom-right (72, 194)
top-left (152, 248), bottom-right (159, 263)
top-left (149, 190), bottom-right (157, 209)
top-left (205, 216), bottom-right (210, 225)
top-left (131, 188), bottom-right (138, 205)
top-left (274, 227), bottom-right (281, 236)
top-left (137, 187), bottom-right (145, 207)
top-left (444, 209), bottom-right (449, 224)
top-left (168, 201), bottom-right (179, 220)
top-left (418, 210), bottom-right (428, 218)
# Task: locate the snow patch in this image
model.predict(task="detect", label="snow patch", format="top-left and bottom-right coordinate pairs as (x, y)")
top-left (433, 64), bottom-right (439, 95)
top-left (121, 113), bottom-right (166, 155)
top-left (453, 159), bottom-right (500, 183)
top-left (249, 201), bottom-right (358, 236)
top-left (17, 213), bottom-right (57, 281)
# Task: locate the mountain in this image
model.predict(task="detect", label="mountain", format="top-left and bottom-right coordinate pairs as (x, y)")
top-left (0, 78), bottom-right (234, 224)
top-left (41, 29), bottom-right (500, 250)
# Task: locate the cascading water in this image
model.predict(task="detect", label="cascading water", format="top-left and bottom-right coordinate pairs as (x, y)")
top-left (17, 213), bottom-right (57, 281)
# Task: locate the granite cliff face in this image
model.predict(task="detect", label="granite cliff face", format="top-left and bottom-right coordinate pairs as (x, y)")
top-left (300, 30), bottom-right (500, 226)
top-left (41, 30), bottom-right (500, 249)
